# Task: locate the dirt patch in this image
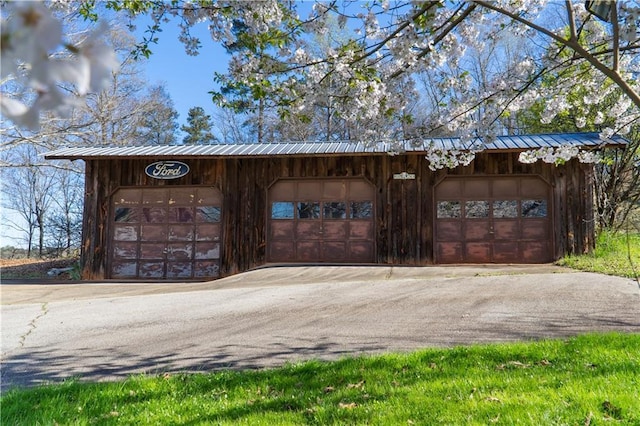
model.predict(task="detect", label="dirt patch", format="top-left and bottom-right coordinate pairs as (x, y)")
top-left (0, 258), bottom-right (79, 280)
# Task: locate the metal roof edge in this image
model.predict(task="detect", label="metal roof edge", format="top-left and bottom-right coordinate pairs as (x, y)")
top-left (44, 133), bottom-right (628, 160)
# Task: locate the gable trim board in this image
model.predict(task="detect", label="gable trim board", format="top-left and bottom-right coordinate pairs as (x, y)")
top-left (45, 133), bottom-right (626, 280)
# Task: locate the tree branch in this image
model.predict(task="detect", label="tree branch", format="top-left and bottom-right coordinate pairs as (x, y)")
top-left (565, 0), bottom-right (578, 43)
top-left (389, 3), bottom-right (477, 79)
top-left (610, 2), bottom-right (619, 71)
top-left (473, 0), bottom-right (640, 109)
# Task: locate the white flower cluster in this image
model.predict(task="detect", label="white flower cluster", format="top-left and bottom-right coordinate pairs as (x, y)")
top-left (425, 148), bottom-right (476, 171)
top-left (147, 1), bottom-right (286, 54)
top-left (1, 1), bottom-right (118, 131)
top-left (620, 1), bottom-right (640, 43)
top-left (518, 145), bottom-right (601, 165)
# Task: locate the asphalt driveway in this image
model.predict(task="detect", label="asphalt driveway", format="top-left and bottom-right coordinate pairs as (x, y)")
top-left (1, 265), bottom-right (639, 391)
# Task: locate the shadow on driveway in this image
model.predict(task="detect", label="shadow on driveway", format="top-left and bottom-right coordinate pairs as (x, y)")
top-left (2, 266), bottom-right (639, 392)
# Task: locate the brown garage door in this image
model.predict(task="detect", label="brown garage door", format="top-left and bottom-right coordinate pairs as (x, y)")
top-left (268, 179), bottom-right (375, 263)
top-left (435, 176), bottom-right (552, 263)
top-left (110, 186), bottom-right (223, 279)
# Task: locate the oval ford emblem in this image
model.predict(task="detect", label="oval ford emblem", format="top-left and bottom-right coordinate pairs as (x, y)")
top-left (145, 161), bottom-right (190, 180)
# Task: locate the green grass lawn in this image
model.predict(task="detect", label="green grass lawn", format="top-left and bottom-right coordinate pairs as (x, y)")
top-left (2, 333), bottom-right (639, 425)
top-left (557, 230), bottom-right (640, 279)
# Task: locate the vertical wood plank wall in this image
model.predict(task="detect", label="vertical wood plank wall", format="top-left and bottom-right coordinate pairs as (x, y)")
top-left (80, 152), bottom-right (594, 279)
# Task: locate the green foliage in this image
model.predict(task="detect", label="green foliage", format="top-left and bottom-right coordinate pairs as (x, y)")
top-left (2, 333), bottom-right (639, 425)
top-left (69, 259), bottom-right (82, 280)
top-left (78, 1), bottom-right (98, 21)
top-left (181, 107), bottom-right (217, 144)
top-left (558, 230), bottom-right (640, 278)
top-left (105, 0), bottom-right (157, 14)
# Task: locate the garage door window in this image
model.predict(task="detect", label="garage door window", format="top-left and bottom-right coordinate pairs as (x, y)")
top-left (465, 201), bottom-right (489, 218)
top-left (197, 206), bottom-right (221, 222)
top-left (493, 200), bottom-right (518, 218)
top-left (298, 202), bottom-right (320, 219)
top-left (522, 200), bottom-right (547, 217)
top-left (272, 202), bottom-right (294, 219)
top-left (437, 201), bottom-right (461, 218)
top-left (115, 207), bottom-right (137, 222)
top-left (324, 202), bottom-right (346, 219)
top-left (350, 201), bottom-right (373, 219)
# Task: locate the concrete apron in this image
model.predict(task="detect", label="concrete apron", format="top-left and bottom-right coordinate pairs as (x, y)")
top-left (1, 264), bottom-right (573, 305)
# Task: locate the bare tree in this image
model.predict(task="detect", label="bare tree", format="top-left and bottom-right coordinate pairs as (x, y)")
top-left (211, 107), bottom-right (252, 144)
top-left (1, 145), bottom-right (59, 257)
top-left (46, 169), bottom-right (84, 255)
top-left (131, 85), bottom-right (179, 145)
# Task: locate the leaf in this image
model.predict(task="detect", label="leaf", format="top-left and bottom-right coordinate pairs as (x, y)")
top-left (601, 400), bottom-right (622, 419)
top-left (496, 360), bottom-right (530, 370)
top-left (339, 402), bottom-right (357, 409)
top-left (347, 380), bottom-right (365, 389)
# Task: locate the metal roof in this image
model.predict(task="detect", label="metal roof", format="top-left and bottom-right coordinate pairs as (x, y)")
top-left (45, 132), bottom-right (627, 160)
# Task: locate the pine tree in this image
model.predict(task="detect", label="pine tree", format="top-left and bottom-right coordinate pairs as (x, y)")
top-left (181, 107), bottom-right (218, 145)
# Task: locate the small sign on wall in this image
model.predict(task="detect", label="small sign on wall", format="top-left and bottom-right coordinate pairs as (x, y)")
top-left (145, 161), bottom-right (190, 180)
top-left (393, 172), bottom-right (416, 180)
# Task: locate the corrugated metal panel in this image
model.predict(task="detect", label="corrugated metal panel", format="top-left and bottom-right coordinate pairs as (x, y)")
top-left (525, 134), bottom-right (544, 148)
top-left (45, 133), bottom-right (626, 160)
top-left (245, 144), bottom-right (261, 155)
top-left (491, 139), bottom-right (509, 150)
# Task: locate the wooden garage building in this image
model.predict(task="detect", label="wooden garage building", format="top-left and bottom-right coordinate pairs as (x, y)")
top-left (46, 132), bottom-right (624, 281)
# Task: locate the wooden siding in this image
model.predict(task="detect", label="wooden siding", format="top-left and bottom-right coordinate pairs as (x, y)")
top-left (80, 152), bottom-right (594, 279)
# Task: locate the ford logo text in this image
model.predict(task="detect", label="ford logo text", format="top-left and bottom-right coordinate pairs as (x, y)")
top-left (145, 161), bottom-right (190, 180)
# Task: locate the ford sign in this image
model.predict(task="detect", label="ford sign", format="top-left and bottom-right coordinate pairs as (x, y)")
top-left (145, 161), bottom-right (190, 180)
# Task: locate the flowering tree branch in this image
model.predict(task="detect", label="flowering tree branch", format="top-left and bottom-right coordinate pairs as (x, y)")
top-left (474, 0), bottom-right (640, 109)
top-left (1, 2), bottom-right (119, 131)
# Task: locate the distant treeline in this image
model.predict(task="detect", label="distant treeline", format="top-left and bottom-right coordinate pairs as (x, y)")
top-left (0, 246), bottom-right (79, 260)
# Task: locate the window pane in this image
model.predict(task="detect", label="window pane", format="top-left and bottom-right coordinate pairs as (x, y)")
top-left (437, 201), bottom-right (461, 218)
top-left (350, 201), bottom-right (373, 219)
top-left (323, 202), bottom-right (346, 219)
top-left (169, 207), bottom-right (195, 223)
top-left (298, 202), bottom-right (320, 219)
top-left (115, 207), bottom-right (138, 223)
top-left (465, 201), bottom-right (489, 218)
top-left (271, 202), bottom-right (294, 219)
top-left (522, 200), bottom-right (547, 218)
top-left (114, 225), bottom-right (137, 241)
top-left (493, 200), bottom-right (518, 218)
top-left (142, 208), bottom-right (166, 223)
top-left (196, 206), bottom-right (221, 223)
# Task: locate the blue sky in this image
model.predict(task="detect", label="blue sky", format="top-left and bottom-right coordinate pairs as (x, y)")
top-left (134, 17), bottom-right (230, 133)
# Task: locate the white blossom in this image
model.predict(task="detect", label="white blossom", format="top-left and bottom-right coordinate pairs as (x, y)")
top-left (0, 1), bottom-right (118, 130)
top-left (519, 145), bottom-right (603, 166)
top-left (578, 150), bottom-right (600, 163)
